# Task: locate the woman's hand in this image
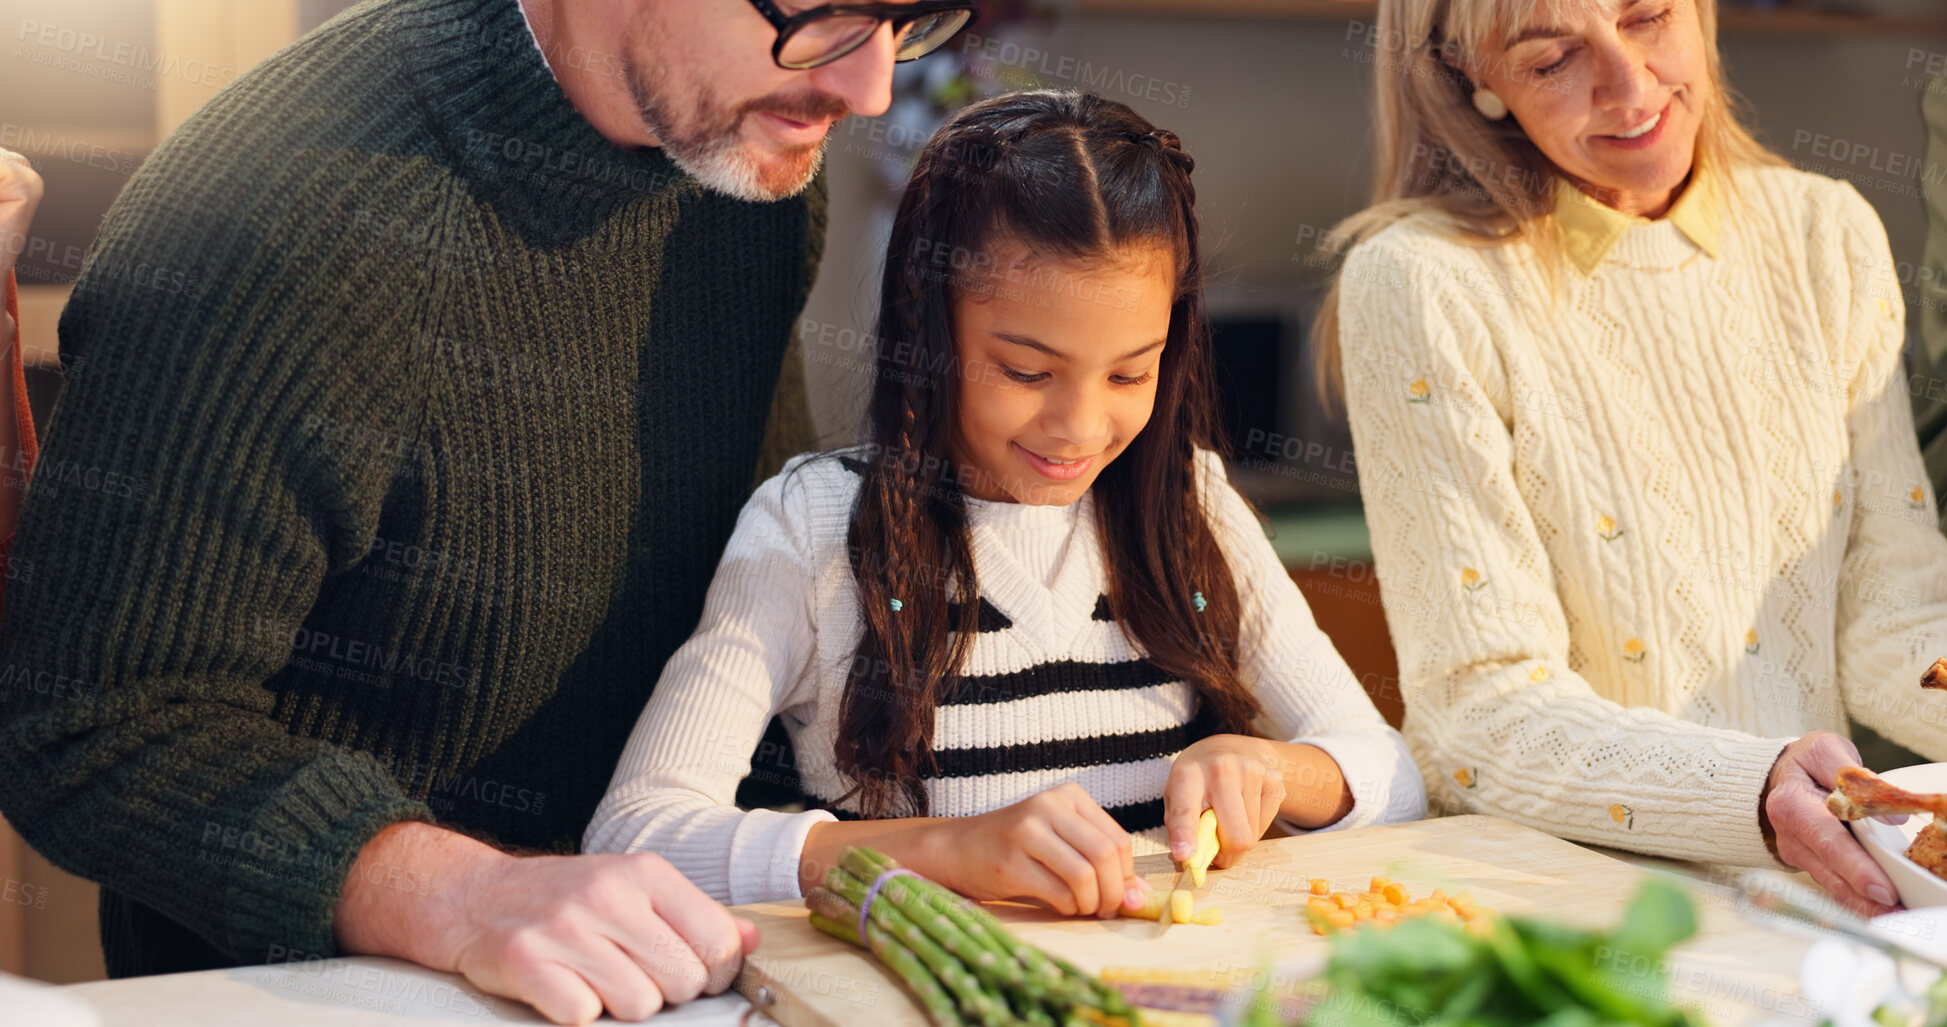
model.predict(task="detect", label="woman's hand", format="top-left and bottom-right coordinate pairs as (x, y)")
top-left (1764, 731), bottom-right (1900, 915)
top-left (918, 782), bottom-right (1147, 918)
top-left (1164, 734), bottom-right (1287, 868)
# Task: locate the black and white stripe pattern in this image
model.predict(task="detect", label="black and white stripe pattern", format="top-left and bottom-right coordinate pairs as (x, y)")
top-left (801, 466), bottom-right (1211, 846)
top-left (587, 447), bottom-right (1423, 905)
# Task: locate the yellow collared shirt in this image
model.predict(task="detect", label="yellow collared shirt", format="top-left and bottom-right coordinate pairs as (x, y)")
top-left (1553, 165), bottom-right (1723, 275)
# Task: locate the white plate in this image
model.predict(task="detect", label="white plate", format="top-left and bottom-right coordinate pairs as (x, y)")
top-left (1802, 909), bottom-right (1947, 1027)
top-left (1845, 763), bottom-right (1947, 910)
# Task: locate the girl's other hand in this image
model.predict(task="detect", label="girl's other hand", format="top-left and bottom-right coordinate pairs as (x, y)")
top-left (924, 782), bottom-right (1146, 918)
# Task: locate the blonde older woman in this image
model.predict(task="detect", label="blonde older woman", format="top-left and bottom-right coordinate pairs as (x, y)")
top-left (1327, 0), bottom-right (1946, 911)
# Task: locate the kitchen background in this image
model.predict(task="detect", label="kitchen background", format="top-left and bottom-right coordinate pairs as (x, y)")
top-left (3, 0), bottom-right (1944, 986)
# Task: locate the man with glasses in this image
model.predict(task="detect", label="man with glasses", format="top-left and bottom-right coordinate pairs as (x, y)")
top-left (525, 0), bottom-right (973, 201)
top-left (0, 0), bottom-right (970, 1023)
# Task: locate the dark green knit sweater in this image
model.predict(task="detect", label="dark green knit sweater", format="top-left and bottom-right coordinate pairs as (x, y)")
top-left (0, 0), bottom-right (824, 977)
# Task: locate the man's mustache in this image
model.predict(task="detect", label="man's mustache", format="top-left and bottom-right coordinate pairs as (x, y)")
top-left (744, 91), bottom-right (851, 127)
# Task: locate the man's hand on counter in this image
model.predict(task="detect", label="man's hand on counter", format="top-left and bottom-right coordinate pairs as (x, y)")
top-left (334, 822), bottom-right (759, 1025)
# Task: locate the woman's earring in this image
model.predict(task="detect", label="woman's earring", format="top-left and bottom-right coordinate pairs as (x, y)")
top-left (1472, 87), bottom-right (1509, 120)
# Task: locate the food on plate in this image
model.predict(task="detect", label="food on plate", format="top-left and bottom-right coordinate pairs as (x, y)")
top-left (1302, 876), bottom-right (1493, 935)
top-left (1915, 824), bottom-right (1947, 880)
top-left (1826, 766), bottom-right (1947, 820)
top-left (806, 846), bottom-right (1137, 1027)
top-left (1824, 766), bottom-right (1947, 877)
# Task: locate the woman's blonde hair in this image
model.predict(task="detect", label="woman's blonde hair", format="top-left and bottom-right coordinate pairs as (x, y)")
top-left (1311, 0), bottom-right (1782, 402)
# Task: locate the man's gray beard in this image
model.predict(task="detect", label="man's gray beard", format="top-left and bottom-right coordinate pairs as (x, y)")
top-left (624, 56), bottom-right (827, 203)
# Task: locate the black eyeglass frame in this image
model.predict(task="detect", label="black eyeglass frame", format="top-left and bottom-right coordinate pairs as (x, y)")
top-left (744, 0), bottom-right (981, 70)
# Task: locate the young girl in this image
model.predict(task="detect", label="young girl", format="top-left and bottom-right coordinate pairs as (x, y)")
top-left (585, 90), bottom-right (1423, 917)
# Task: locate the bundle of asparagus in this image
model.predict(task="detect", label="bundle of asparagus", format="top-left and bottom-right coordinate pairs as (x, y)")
top-left (807, 847), bottom-right (1140, 1027)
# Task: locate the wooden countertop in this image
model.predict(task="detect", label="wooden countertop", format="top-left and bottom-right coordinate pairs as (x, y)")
top-left (54, 816), bottom-right (1821, 1026)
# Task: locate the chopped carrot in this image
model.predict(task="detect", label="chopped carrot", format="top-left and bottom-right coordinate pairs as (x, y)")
top-left (1300, 877), bottom-right (1496, 932)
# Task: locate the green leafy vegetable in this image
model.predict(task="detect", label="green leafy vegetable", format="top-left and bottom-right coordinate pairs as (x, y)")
top-left (1299, 877), bottom-right (1708, 1027)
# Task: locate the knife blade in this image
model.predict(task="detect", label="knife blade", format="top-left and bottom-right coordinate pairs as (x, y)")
top-left (1152, 864), bottom-right (1194, 939)
top-left (1153, 809), bottom-right (1220, 939)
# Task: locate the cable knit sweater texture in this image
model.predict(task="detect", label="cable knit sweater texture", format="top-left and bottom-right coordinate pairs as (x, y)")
top-left (585, 449), bottom-right (1427, 905)
top-left (1339, 163), bottom-right (1947, 869)
top-left (0, 0), bottom-right (822, 976)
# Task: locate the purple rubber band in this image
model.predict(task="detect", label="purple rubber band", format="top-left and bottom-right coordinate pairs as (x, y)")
top-left (858, 867), bottom-right (918, 940)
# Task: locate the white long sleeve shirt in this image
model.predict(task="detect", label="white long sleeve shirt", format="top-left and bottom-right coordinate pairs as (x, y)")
top-left (585, 448), bottom-right (1425, 904)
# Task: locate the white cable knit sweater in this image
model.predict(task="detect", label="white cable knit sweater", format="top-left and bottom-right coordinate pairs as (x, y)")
top-left (1339, 163), bottom-right (1947, 869)
top-left (584, 448), bottom-right (1425, 905)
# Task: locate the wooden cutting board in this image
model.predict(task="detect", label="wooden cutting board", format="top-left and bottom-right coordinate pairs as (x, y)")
top-left (732, 815), bottom-right (1815, 1027)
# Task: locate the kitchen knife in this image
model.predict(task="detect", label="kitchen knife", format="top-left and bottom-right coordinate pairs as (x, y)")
top-left (1153, 809), bottom-right (1219, 939)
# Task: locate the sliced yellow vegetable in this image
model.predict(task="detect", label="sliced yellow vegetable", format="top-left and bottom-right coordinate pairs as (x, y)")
top-left (1120, 889), bottom-right (1223, 925)
top-left (1169, 888), bottom-right (1194, 924)
top-left (1125, 889), bottom-right (1170, 920)
top-left (1187, 809), bottom-right (1220, 887)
